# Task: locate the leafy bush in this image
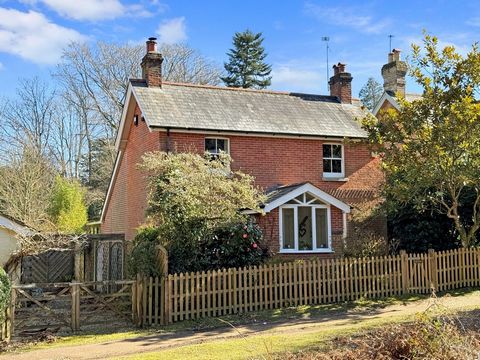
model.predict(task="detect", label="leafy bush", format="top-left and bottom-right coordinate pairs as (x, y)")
top-left (344, 232), bottom-right (392, 258)
top-left (0, 269), bottom-right (10, 323)
top-left (127, 227), bottom-right (163, 277)
top-left (138, 151), bottom-right (269, 273)
top-left (49, 176), bottom-right (88, 233)
top-left (204, 220), bottom-right (266, 270)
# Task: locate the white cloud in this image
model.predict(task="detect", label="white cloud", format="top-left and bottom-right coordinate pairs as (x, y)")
top-left (36, 0), bottom-right (125, 21)
top-left (0, 8), bottom-right (86, 65)
top-left (156, 17), bottom-right (187, 44)
top-left (271, 65), bottom-right (325, 93)
top-left (305, 2), bottom-right (390, 34)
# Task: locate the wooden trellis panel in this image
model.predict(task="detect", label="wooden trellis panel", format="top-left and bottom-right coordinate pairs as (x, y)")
top-left (21, 250), bottom-right (74, 283)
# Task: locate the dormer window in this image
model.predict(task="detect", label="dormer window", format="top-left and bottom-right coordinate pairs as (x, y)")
top-left (323, 144), bottom-right (344, 178)
top-left (205, 138), bottom-right (229, 158)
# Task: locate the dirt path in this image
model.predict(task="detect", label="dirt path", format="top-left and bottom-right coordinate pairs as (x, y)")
top-left (3, 293), bottom-right (479, 360)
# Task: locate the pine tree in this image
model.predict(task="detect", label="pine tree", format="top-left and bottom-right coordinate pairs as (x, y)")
top-left (222, 30), bottom-right (272, 89)
top-left (359, 77), bottom-right (383, 111)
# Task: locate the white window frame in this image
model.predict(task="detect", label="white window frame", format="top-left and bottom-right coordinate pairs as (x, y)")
top-left (322, 143), bottom-right (345, 178)
top-left (205, 137), bottom-right (230, 156)
top-left (278, 193), bottom-right (332, 253)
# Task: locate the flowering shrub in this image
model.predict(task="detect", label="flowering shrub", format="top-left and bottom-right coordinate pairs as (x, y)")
top-left (205, 220), bottom-right (266, 270)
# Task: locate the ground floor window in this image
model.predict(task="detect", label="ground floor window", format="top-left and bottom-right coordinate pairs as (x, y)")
top-left (279, 193), bottom-right (331, 252)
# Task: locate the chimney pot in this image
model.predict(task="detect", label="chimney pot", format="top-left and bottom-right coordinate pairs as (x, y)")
top-left (146, 37), bottom-right (157, 53)
top-left (141, 37), bottom-right (163, 87)
top-left (392, 48), bottom-right (401, 61)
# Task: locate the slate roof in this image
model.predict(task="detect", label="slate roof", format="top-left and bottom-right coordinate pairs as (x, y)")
top-left (264, 183), bottom-right (308, 206)
top-left (131, 80), bottom-right (368, 138)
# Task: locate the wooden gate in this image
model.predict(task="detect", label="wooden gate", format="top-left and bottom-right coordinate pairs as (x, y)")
top-left (11, 280), bottom-right (135, 335)
top-left (406, 252), bottom-right (432, 294)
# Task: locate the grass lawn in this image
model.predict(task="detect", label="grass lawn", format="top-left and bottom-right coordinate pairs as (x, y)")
top-left (118, 316), bottom-right (410, 360)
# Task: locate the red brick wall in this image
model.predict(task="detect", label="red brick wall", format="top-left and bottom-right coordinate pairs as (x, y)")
top-left (102, 105), bottom-right (160, 240)
top-left (159, 132), bottom-right (380, 193)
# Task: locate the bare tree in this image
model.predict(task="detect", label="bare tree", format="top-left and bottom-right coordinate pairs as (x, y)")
top-left (52, 41), bottom-right (222, 220)
top-left (0, 147), bottom-right (56, 231)
top-left (0, 77), bottom-right (56, 159)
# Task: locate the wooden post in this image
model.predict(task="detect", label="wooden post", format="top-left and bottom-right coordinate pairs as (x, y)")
top-left (131, 280), bottom-right (137, 324)
top-left (428, 249), bottom-right (438, 292)
top-left (156, 245), bottom-right (168, 277)
top-left (74, 244), bottom-right (85, 282)
top-left (400, 250), bottom-right (409, 295)
top-left (135, 274), bottom-right (143, 327)
top-left (70, 282), bottom-right (80, 331)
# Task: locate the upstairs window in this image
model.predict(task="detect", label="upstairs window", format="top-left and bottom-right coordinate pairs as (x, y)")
top-left (205, 138), bottom-right (229, 158)
top-left (323, 144), bottom-right (344, 178)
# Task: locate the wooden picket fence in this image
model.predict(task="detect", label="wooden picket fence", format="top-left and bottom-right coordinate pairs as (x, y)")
top-left (136, 248), bottom-right (480, 326)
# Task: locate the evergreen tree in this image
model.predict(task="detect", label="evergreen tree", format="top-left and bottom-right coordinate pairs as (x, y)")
top-left (359, 77), bottom-right (383, 111)
top-left (222, 30), bottom-right (272, 89)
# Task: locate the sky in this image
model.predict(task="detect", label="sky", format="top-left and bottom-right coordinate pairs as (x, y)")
top-left (0, 0), bottom-right (480, 98)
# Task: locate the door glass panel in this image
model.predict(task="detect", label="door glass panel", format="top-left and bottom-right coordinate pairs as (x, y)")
top-left (298, 207), bottom-right (312, 250)
top-left (282, 208), bottom-right (294, 250)
top-left (315, 208), bottom-right (328, 249)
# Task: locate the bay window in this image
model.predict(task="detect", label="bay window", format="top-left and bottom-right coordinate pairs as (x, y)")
top-left (279, 193), bottom-right (332, 252)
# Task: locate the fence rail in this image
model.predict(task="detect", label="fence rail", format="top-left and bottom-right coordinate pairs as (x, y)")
top-left (137, 248), bottom-right (480, 326)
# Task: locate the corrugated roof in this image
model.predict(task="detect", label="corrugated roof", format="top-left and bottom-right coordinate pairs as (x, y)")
top-left (131, 80), bottom-right (368, 138)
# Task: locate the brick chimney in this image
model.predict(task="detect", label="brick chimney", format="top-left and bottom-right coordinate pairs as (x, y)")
top-left (381, 48), bottom-right (407, 97)
top-left (141, 37), bottom-right (163, 87)
top-left (329, 63), bottom-right (353, 104)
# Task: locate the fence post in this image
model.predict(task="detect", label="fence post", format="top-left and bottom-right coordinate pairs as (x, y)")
top-left (70, 282), bottom-right (80, 331)
top-left (428, 249), bottom-right (438, 292)
top-left (400, 250), bottom-right (409, 295)
top-left (156, 245), bottom-right (168, 326)
top-left (135, 274), bottom-right (144, 327)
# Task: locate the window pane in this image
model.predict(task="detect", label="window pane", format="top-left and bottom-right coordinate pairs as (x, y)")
top-left (205, 139), bottom-right (216, 153)
top-left (298, 207), bottom-right (312, 250)
top-left (323, 144), bottom-right (331, 158)
top-left (332, 145), bottom-right (342, 159)
top-left (332, 160), bottom-right (342, 173)
top-left (323, 159), bottom-right (331, 173)
top-left (217, 139), bottom-right (227, 152)
top-left (282, 208), bottom-right (295, 250)
top-left (315, 208), bottom-right (328, 249)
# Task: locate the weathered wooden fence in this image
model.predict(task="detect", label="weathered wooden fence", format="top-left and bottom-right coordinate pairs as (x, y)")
top-left (136, 248), bottom-right (480, 326)
top-left (3, 248), bottom-right (479, 341)
top-left (21, 250), bottom-right (74, 284)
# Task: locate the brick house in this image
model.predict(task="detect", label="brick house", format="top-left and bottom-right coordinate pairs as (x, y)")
top-left (101, 37), bottom-right (385, 259)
